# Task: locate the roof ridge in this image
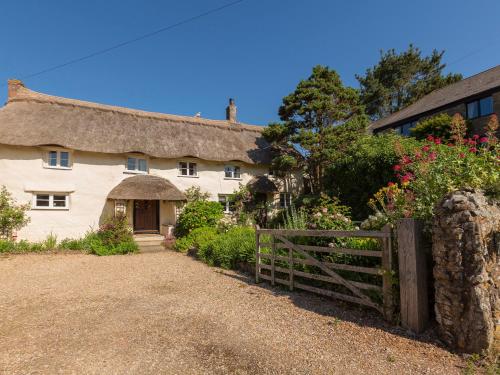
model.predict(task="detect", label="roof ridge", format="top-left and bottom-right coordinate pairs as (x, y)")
top-left (8, 86), bottom-right (265, 133)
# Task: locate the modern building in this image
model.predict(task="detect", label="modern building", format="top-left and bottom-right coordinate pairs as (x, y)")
top-left (369, 65), bottom-right (500, 135)
top-left (0, 80), bottom-right (299, 241)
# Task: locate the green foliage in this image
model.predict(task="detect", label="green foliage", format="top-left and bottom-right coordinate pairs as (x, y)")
top-left (88, 215), bottom-right (138, 256)
top-left (280, 205), bottom-right (308, 230)
top-left (410, 113), bottom-right (471, 141)
top-left (175, 200), bottom-right (224, 237)
top-left (198, 226), bottom-right (256, 269)
top-left (263, 65), bottom-right (368, 193)
top-left (365, 123), bottom-right (499, 226)
top-left (174, 227), bottom-right (218, 253)
top-left (0, 186), bottom-right (30, 239)
top-left (185, 186), bottom-right (211, 202)
top-left (356, 44), bottom-right (462, 120)
top-left (325, 133), bottom-right (421, 220)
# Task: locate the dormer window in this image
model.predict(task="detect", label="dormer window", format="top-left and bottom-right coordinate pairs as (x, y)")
top-left (45, 149), bottom-right (71, 169)
top-left (126, 156), bottom-right (148, 173)
top-left (224, 165), bottom-right (241, 179)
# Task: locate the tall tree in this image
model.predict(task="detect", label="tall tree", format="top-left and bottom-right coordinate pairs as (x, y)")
top-left (356, 45), bottom-right (462, 120)
top-left (263, 65), bottom-right (368, 194)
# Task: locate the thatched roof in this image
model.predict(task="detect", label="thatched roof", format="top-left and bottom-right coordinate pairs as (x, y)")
top-left (369, 65), bottom-right (500, 132)
top-left (108, 175), bottom-right (186, 201)
top-left (247, 175), bottom-right (278, 193)
top-left (0, 82), bottom-right (271, 165)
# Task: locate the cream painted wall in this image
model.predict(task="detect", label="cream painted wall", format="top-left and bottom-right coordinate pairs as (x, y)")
top-left (0, 144), bottom-right (300, 241)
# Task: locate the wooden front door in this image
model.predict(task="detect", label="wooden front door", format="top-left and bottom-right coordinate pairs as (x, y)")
top-left (133, 200), bottom-right (159, 233)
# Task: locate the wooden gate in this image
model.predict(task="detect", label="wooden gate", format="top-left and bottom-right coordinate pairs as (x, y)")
top-left (255, 226), bottom-right (394, 320)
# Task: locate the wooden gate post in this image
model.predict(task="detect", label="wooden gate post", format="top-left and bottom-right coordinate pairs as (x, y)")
top-left (381, 224), bottom-right (394, 321)
top-left (397, 218), bottom-right (428, 333)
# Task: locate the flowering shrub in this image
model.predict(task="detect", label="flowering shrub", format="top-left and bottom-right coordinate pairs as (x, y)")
top-left (365, 114), bottom-right (499, 226)
top-left (175, 200), bottom-right (224, 237)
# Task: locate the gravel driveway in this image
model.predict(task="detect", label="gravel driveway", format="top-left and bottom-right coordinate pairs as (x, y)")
top-left (0, 251), bottom-right (464, 374)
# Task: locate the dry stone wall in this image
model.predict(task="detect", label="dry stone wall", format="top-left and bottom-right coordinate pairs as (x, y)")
top-left (433, 190), bottom-right (499, 355)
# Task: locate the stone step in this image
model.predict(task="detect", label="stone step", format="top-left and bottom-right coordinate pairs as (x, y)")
top-left (138, 245), bottom-right (166, 253)
top-left (134, 235), bottom-right (166, 252)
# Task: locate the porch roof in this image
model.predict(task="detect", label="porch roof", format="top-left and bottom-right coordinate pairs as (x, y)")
top-left (108, 175), bottom-right (186, 201)
top-left (247, 175), bottom-right (278, 193)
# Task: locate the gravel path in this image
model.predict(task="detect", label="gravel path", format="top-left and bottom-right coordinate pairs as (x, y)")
top-left (0, 252), bottom-right (464, 374)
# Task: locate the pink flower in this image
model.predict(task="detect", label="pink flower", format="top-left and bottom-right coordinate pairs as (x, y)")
top-left (422, 145), bottom-right (430, 152)
top-left (402, 155), bottom-right (412, 165)
top-left (393, 165), bottom-right (402, 171)
top-left (459, 153), bottom-right (465, 158)
top-left (414, 152), bottom-right (422, 159)
top-left (401, 173), bottom-right (413, 184)
top-left (434, 138), bottom-right (442, 145)
top-left (473, 134), bottom-right (480, 140)
top-left (468, 139), bottom-right (477, 145)
top-left (479, 137), bottom-right (488, 143)
top-left (447, 143), bottom-right (454, 147)
top-left (428, 152), bottom-right (437, 161)
top-left (469, 147), bottom-right (477, 153)
top-left (388, 182), bottom-right (395, 187)
top-left (426, 135), bottom-right (434, 142)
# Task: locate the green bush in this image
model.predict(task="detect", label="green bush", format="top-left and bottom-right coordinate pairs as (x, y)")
top-left (198, 226), bottom-right (256, 269)
top-left (325, 133), bottom-right (421, 220)
top-left (174, 227), bottom-right (218, 253)
top-left (88, 216), bottom-right (138, 256)
top-left (0, 186), bottom-right (30, 239)
top-left (410, 113), bottom-right (471, 141)
top-left (175, 200), bottom-right (224, 237)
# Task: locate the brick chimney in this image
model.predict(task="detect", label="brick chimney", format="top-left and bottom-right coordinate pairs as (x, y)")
top-left (226, 98), bottom-right (237, 123)
top-left (7, 79), bottom-right (24, 101)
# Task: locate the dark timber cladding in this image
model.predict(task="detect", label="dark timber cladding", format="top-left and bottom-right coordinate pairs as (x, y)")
top-left (255, 226), bottom-right (395, 321)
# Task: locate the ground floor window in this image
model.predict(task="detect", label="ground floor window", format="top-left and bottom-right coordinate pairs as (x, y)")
top-left (32, 193), bottom-right (69, 209)
top-left (279, 192), bottom-right (292, 208)
top-left (218, 194), bottom-right (235, 213)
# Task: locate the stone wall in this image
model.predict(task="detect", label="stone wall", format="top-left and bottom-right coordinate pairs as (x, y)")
top-left (433, 190), bottom-right (499, 355)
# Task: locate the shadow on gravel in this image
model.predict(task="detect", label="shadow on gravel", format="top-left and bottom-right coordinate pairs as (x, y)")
top-left (219, 268), bottom-right (446, 350)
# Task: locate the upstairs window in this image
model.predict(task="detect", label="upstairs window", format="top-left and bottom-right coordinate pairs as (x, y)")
top-left (179, 162), bottom-right (197, 177)
top-left (279, 193), bottom-right (292, 208)
top-left (126, 157), bottom-right (147, 173)
top-left (33, 193), bottom-right (69, 210)
top-left (46, 150), bottom-right (71, 169)
top-left (224, 165), bottom-right (241, 179)
top-left (218, 194), bottom-right (235, 213)
top-left (467, 96), bottom-right (493, 119)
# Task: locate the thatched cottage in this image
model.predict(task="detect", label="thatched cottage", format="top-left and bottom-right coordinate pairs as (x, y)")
top-left (0, 80), bottom-right (299, 241)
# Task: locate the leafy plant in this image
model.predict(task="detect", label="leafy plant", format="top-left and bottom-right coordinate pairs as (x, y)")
top-left (175, 200), bottom-right (224, 237)
top-left (88, 215), bottom-right (138, 256)
top-left (174, 227), bottom-right (218, 253)
top-left (185, 186), bottom-right (211, 202)
top-left (0, 186), bottom-right (30, 240)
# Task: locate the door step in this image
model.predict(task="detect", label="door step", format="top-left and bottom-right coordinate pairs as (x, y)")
top-left (133, 234), bottom-right (166, 253)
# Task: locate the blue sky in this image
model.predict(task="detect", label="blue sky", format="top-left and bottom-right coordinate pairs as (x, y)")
top-left (1, 0), bottom-right (499, 125)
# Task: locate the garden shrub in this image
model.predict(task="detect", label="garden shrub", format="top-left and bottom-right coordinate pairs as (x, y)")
top-left (175, 200), bottom-right (224, 237)
top-left (88, 215), bottom-right (138, 256)
top-left (410, 113), bottom-right (471, 141)
top-left (364, 115), bottom-right (499, 227)
top-left (198, 226), bottom-right (256, 269)
top-left (173, 227), bottom-right (218, 253)
top-left (325, 133), bottom-right (421, 220)
top-left (0, 186), bottom-right (30, 239)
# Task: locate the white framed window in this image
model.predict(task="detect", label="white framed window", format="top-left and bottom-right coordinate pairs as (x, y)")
top-left (218, 194), bottom-right (235, 213)
top-left (224, 165), bottom-right (241, 179)
top-left (126, 156), bottom-right (148, 173)
top-left (32, 193), bottom-right (69, 210)
top-left (44, 150), bottom-right (71, 169)
top-left (279, 192), bottom-right (292, 208)
top-left (178, 162), bottom-right (198, 177)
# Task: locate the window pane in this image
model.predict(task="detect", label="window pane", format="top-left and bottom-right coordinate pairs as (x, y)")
top-left (179, 162), bottom-right (187, 175)
top-left (467, 101), bottom-right (479, 119)
top-left (234, 167), bottom-right (241, 178)
top-left (189, 163), bottom-right (197, 176)
top-left (138, 159), bottom-right (147, 172)
top-left (479, 97), bottom-right (493, 116)
top-left (53, 195), bottom-right (67, 207)
top-left (36, 195), bottom-right (50, 207)
top-left (127, 157), bottom-right (136, 171)
top-left (48, 151), bottom-right (58, 166)
top-left (224, 166), bottom-right (233, 178)
top-left (60, 152), bottom-right (69, 167)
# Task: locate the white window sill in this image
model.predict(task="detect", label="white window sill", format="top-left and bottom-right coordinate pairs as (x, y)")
top-left (44, 166), bottom-right (72, 170)
top-left (224, 177), bottom-right (242, 181)
top-left (124, 170), bottom-right (148, 175)
top-left (32, 207), bottom-right (70, 211)
top-left (177, 175), bottom-right (199, 178)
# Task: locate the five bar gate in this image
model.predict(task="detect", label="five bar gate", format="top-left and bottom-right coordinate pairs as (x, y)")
top-left (255, 225), bottom-right (394, 320)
